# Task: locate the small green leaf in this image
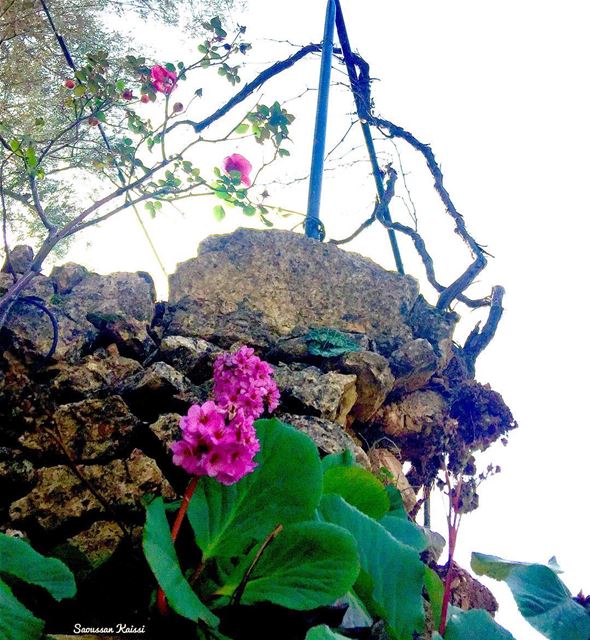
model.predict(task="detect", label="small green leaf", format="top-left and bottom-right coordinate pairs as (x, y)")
top-left (8, 139), bottom-right (20, 152)
top-left (213, 205), bottom-right (226, 221)
top-left (218, 522), bottom-right (359, 610)
top-left (73, 84), bottom-right (86, 97)
top-left (323, 466), bottom-right (389, 520)
top-left (143, 498), bottom-right (218, 626)
top-left (278, 148), bottom-right (290, 157)
top-left (234, 123), bottom-right (249, 134)
top-left (424, 567), bottom-right (444, 630)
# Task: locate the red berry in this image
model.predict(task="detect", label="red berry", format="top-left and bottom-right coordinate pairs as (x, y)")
top-left (140, 94), bottom-right (150, 104)
top-left (121, 89), bottom-right (133, 100)
top-left (88, 116), bottom-right (99, 127)
top-left (64, 79), bottom-right (76, 89)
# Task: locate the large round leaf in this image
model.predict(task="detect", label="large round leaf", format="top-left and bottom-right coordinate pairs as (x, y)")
top-left (0, 532), bottom-right (76, 601)
top-left (323, 465), bottom-right (389, 520)
top-left (217, 522), bottom-right (360, 610)
top-left (472, 552), bottom-right (590, 640)
top-left (143, 497), bottom-right (219, 627)
top-left (0, 578), bottom-right (44, 640)
top-left (188, 419), bottom-right (323, 559)
top-left (319, 494), bottom-right (425, 638)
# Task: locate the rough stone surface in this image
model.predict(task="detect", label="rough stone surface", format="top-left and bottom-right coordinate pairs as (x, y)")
top-left (46, 346), bottom-right (142, 401)
top-left (274, 364), bottom-right (357, 425)
top-left (53, 520), bottom-right (125, 580)
top-left (1, 244), bottom-right (34, 274)
top-left (338, 351), bottom-right (394, 421)
top-left (9, 450), bottom-right (174, 532)
top-left (278, 413), bottom-right (369, 468)
top-left (50, 262), bottom-right (90, 294)
top-left (377, 390), bottom-right (447, 437)
top-left (147, 413), bottom-right (182, 450)
top-left (368, 448), bottom-right (416, 511)
top-left (389, 338), bottom-right (439, 393)
top-left (149, 335), bottom-right (220, 381)
top-left (167, 229), bottom-right (419, 349)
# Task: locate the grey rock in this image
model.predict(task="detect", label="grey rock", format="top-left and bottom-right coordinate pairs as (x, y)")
top-left (1, 245), bottom-right (33, 274)
top-left (9, 449), bottom-right (174, 532)
top-left (47, 345), bottom-right (143, 401)
top-left (50, 262), bottom-right (90, 294)
top-left (377, 390), bottom-right (448, 437)
top-left (389, 338), bottom-right (438, 393)
top-left (167, 229), bottom-right (420, 348)
top-left (368, 448), bottom-right (417, 511)
top-left (279, 413), bottom-right (368, 467)
top-left (274, 363), bottom-right (357, 425)
top-left (150, 335), bottom-right (220, 382)
top-left (338, 351), bottom-right (394, 422)
top-left (119, 362), bottom-right (199, 418)
top-left (52, 520), bottom-right (125, 580)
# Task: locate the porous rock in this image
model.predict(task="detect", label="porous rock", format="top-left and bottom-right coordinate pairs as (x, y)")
top-left (273, 363), bottom-right (357, 425)
top-left (278, 413), bottom-right (369, 468)
top-left (167, 229), bottom-right (420, 349)
top-left (9, 449), bottom-right (174, 532)
top-left (149, 335), bottom-right (220, 381)
top-left (377, 390), bottom-right (447, 437)
top-left (338, 350), bottom-right (394, 422)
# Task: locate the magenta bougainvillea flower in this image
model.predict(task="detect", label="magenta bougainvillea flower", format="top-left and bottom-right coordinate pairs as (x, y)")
top-left (222, 153), bottom-right (252, 186)
top-left (171, 346), bottom-right (279, 485)
top-left (150, 65), bottom-right (177, 95)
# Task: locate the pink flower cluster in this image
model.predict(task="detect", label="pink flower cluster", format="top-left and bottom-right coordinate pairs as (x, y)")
top-left (171, 346), bottom-right (280, 485)
top-left (222, 153), bottom-right (252, 187)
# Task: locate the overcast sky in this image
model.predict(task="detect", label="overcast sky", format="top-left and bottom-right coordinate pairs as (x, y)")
top-left (62, 2), bottom-right (590, 637)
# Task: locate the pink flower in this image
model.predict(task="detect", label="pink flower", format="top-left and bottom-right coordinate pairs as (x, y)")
top-left (171, 346), bottom-right (279, 485)
top-left (150, 65), bottom-right (177, 95)
top-left (223, 153), bottom-right (252, 187)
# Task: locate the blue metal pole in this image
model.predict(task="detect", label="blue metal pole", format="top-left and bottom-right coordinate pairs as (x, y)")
top-left (305, 0), bottom-right (336, 240)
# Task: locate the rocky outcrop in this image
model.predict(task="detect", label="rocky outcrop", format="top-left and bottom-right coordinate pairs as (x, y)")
top-left (0, 229), bottom-right (515, 633)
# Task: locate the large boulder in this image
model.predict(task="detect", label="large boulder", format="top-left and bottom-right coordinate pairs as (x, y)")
top-left (167, 229), bottom-right (422, 352)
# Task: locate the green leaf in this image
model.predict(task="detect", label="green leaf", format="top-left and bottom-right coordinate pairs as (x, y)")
top-left (213, 205), bottom-right (226, 221)
top-left (218, 522), bottom-right (359, 609)
top-left (0, 533), bottom-right (76, 601)
top-left (445, 608), bottom-right (515, 640)
top-left (384, 485), bottom-right (407, 518)
top-left (379, 515), bottom-right (429, 552)
top-left (305, 625), bottom-right (349, 640)
top-left (278, 148), bottom-right (290, 157)
top-left (319, 495), bottom-right (425, 638)
top-left (8, 139), bottom-right (20, 152)
top-left (323, 466), bottom-right (389, 520)
top-left (188, 419), bottom-right (323, 560)
top-left (0, 578), bottom-right (44, 640)
top-left (73, 85), bottom-right (86, 97)
top-left (322, 450), bottom-right (358, 471)
top-left (234, 123), bottom-right (249, 134)
top-left (424, 567), bottom-right (444, 630)
top-left (143, 498), bottom-right (218, 627)
top-left (471, 552), bottom-right (590, 640)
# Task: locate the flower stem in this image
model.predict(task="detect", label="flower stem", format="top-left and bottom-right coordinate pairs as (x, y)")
top-left (156, 476), bottom-right (199, 616)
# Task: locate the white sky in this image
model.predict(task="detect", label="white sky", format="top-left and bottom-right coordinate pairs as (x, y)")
top-left (59, 1), bottom-right (590, 637)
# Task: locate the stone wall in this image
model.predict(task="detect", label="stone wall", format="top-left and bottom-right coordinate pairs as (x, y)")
top-left (0, 229), bottom-right (515, 633)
